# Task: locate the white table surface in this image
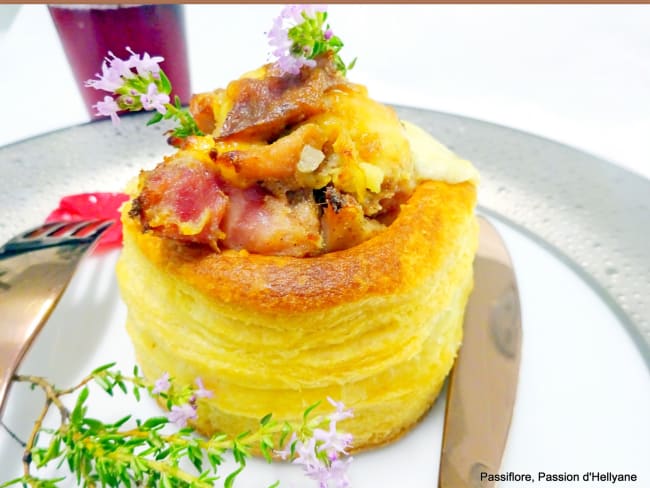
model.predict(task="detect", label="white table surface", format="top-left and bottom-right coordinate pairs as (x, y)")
top-left (1, 4), bottom-right (649, 182)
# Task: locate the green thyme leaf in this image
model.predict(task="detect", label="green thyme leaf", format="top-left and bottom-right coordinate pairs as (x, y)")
top-left (70, 387), bottom-right (89, 424)
top-left (111, 415), bottom-right (132, 429)
top-left (224, 465), bottom-right (244, 488)
top-left (6, 363), bottom-right (354, 487)
top-left (159, 71), bottom-right (172, 94)
top-left (142, 416), bottom-right (168, 430)
top-left (303, 400), bottom-right (321, 420)
top-left (91, 362), bottom-right (117, 375)
top-left (146, 112), bottom-right (164, 126)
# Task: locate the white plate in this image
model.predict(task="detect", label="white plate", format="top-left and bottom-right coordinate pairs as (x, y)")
top-left (0, 111), bottom-right (648, 485)
top-left (1, 219), bottom-right (648, 486)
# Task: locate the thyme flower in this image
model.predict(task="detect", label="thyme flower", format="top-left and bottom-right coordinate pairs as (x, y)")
top-left (94, 95), bottom-right (120, 126)
top-left (85, 48), bottom-right (202, 139)
top-left (152, 371), bottom-right (171, 394)
top-left (140, 82), bottom-right (170, 113)
top-left (314, 421), bottom-right (353, 456)
top-left (284, 399), bottom-right (355, 487)
top-left (267, 4), bottom-right (356, 75)
top-left (194, 377), bottom-right (214, 399)
top-left (327, 396), bottom-right (354, 422)
top-left (128, 47), bottom-right (164, 78)
top-left (85, 52), bottom-right (126, 91)
top-left (168, 403), bottom-right (198, 428)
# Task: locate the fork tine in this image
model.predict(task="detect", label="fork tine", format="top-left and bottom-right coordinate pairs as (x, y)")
top-left (45, 219), bottom-right (114, 239)
top-left (43, 222), bottom-right (76, 237)
top-left (1, 219), bottom-right (116, 257)
top-left (20, 222), bottom-right (61, 239)
top-left (87, 219), bottom-right (115, 238)
top-left (14, 219), bottom-right (114, 242)
top-left (59, 220), bottom-right (94, 236)
top-left (86, 219), bottom-right (115, 237)
top-left (63, 219), bottom-right (105, 237)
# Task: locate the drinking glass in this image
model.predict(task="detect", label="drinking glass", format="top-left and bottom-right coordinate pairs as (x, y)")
top-left (49, 4), bottom-right (191, 117)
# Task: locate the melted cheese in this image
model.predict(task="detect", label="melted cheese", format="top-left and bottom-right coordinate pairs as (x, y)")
top-left (402, 120), bottom-right (480, 186)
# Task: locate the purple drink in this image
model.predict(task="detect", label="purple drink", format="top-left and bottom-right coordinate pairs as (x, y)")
top-left (49, 4), bottom-right (191, 117)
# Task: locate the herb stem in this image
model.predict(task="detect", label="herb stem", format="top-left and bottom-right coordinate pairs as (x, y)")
top-left (75, 440), bottom-right (213, 487)
top-left (4, 365), bottom-right (352, 487)
top-left (13, 375), bottom-right (70, 423)
top-left (57, 373), bottom-right (98, 396)
top-left (22, 398), bottom-right (51, 477)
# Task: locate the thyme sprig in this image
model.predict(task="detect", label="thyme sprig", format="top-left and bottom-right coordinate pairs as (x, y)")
top-left (0, 364), bottom-right (353, 488)
top-left (85, 49), bottom-right (202, 139)
top-left (268, 5), bottom-right (356, 76)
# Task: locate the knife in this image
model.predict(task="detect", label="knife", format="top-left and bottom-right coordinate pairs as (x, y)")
top-left (438, 216), bottom-right (522, 488)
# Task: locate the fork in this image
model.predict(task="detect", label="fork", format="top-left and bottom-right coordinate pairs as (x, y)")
top-left (0, 219), bottom-right (114, 418)
top-left (0, 220), bottom-right (114, 257)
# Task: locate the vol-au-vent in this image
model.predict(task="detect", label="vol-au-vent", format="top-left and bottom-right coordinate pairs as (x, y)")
top-left (103, 4), bottom-right (480, 456)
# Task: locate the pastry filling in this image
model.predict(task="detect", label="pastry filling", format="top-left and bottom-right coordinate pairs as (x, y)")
top-left (129, 56), bottom-right (450, 257)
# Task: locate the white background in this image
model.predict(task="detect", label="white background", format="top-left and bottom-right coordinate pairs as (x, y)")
top-left (0, 4), bottom-right (649, 181)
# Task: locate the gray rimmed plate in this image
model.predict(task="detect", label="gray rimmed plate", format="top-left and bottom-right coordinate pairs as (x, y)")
top-left (1, 107), bottom-right (648, 358)
top-left (0, 108), bottom-right (648, 485)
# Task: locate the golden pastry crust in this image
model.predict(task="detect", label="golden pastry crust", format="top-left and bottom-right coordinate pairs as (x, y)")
top-left (122, 180), bottom-right (476, 314)
top-left (117, 179), bottom-right (477, 451)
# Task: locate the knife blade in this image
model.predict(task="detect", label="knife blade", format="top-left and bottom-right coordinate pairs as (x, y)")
top-left (438, 216), bottom-right (522, 488)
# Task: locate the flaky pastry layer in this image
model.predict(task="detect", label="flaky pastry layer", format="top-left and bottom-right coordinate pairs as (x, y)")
top-left (116, 180), bottom-right (478, 451)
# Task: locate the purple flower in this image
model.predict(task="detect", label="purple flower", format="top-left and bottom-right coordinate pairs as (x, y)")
top-left (324, 29), bottom-right (333, 41)
top-left (328, 456), bottom-right (353, 488)
top-left (85, 50), bottom-right (138, 93)
top-left (105, 51), bottom-right (135, 79)
top-left (304, 462), bottom-right (331, 488)
top-left (85, 60), bottom-right (124, 92)
top-left (292, 437), bottom-right (321, 470)
top-left (313, 421), bottom-right (353, 456)
top-left (301, 450), bottom-right (353, 488)
top-left (168, 403), bottom-right (197, 428)
top-left (285, 4), bottom-right (326, 22)
top-left (277, 4), bottom-right (327, 25)
top-left (194, 377), bottom-right (214, 399)
top-left (275, 432), bottom-right (297, 460)
top-left (327, 397), bottom-right (354, 422)
top-left (267, 14), bottom-right (292, 56)
top-left (280, 5), bottom-right (305, 24)
top-left (127, 47), bottom-right (165, 78)
top-left (140, 83), bottom-right (170, 114)
top-left (277, 55), bottom-right (315, 75)
top-left (93, 96), bottom-right (120, 126)
top-left (304, 4), bottom-right (327, 15)
top-left (293, 425), bottom-right (354, 487)
top-left (267, 4), bottom-right (324, 75)
top-left (152, 372), bottom-right (171, 394)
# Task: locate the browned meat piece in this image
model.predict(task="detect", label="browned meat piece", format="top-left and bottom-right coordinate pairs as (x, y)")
top-left (214, 123), bottom-right (328, 183)
top-left (131, 156), bottom-right (229, 249)
top-left (132, 153), bottom-right (325, 256)
top-left (189, 90), bottom-right (220, 134)
top-left (218, 56), bottom-right (347, 141)
top-left (321, 186), bottom-right (384, 252)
